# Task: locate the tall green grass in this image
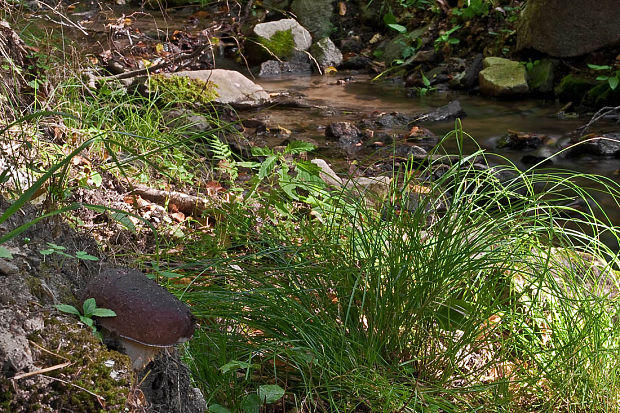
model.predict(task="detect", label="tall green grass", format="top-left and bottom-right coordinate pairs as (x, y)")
top-left (172, 130), bottom-right (620, 412)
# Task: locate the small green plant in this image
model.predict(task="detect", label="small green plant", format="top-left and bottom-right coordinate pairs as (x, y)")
top-left (451, 0), bottom-right (493, 20)
top-left (417, 71), bottom-right (436, 96)
top-left (207, 135), bottom-right (239, 183)
top-left (241, 141), bottom-right (322, 202)
top-left (55, 298), bottom-right (116, 340)
top-left (207, 360), bottom-right (285, 413)
top-left (588, 63), bottom-right (620, 90)
top-left (521, 58), bottom-right (540, 72)
top-left (434, 25), bottom-right (461, 51)
top-left (40, 242), bottom-right (99, 261)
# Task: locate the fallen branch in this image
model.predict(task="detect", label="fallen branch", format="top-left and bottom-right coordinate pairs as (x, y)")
top-left (578, 105), bottom-right (620, 134)
top-left (130, 184), bottom-right (213, 217)
top-left (100, 43), bottom-right (210, 81)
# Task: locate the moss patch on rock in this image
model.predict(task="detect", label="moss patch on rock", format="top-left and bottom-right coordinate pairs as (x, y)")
top-left (149, 74), bottom-right (219, 107)
top-left (258, 28), bottom-right (296, 59)
top-left (7, 315), bottom-right (135, 412)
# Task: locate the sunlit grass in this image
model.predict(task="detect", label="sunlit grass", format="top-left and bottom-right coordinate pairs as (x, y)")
top-left (167, 129), bottom-right (620, 412)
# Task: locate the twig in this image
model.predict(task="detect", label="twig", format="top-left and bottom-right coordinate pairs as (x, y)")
top-left (578, 105), bottom-right (620, 134)
top-left (11, 361), bottom-right (72, 380)
top-left (101, 43), bottom-right (210, 81)
top-left (41, 374), bottom-right (106, 407)
top-left (28, 340), bottom-right (70, 361)
top-left (37, 2), bottom-right (88, 35)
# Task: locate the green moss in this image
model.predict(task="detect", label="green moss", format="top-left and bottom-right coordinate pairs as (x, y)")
top-left (554, 74), bottom-right (595, 103)
top-left (25, 315), bottom-right (134, 412)
top-left (582, 82), bottom-right (620, 108)
top-left (258, 29), bottom-right (296, 59)
top-left (149, 74), bottom-right (219, 107)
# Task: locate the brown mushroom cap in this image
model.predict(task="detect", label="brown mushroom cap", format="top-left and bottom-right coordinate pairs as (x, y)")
top-left (83, 268), bottom-right (195, 347)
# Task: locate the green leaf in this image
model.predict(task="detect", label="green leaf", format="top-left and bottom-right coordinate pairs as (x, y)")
top-left (241, 394), bottom-right (261, 413)
top-left (588, 63), bottom-right (611, 71)
top-left (220, 360), bottom-right (254, 374)
top-left (387, 23), bottom-right (407, 34)
top-left (383, 12), bottom-right (397, 25)
top-left (55, 304), bottom-right (81, 316)
top-left (208, 405), bottom-right (231, 413)
top-left (435, 298), bottom-right (473, 331)
top-left (75, 251), bottom-right (99, 261)
top-left (47, 243), bottom-right (66, 250)
top-left (251, 147), bottom-right (273, 157)
top-left (596, 75), bottom-right (610, 81)
top-left (285, 141), bottom-right (315, 154)
top-left (0, 247), bottom-right (13, 259)
top-left (109, 212), bottom-right (136, 233)
top-left (90, 172), bottom-right (103, 187)
top-left (39, 249), bottom-right (55, 256)
top-left (82, 298), bottom-right (97, 316)
top-left (92, 308), bottom-right (117, 317)
top-left (609, 76), bottom-right (619, 90)
top-left (422, 73), bottom-right (431, 87)
top-left (258, 384), bottom-right (285, 404)
top-left (79, 315), bottom-right (94, 327)
top-left (258, 155), bottom-right (278, 180)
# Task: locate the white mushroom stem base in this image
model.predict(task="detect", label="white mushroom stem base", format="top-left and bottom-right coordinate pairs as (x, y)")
top-left (120, 339), bottom-right (170, 371)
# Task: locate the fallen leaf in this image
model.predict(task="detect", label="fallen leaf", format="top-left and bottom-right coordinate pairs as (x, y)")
top-left (170, 212), bottom-right (186, 222)
top-left (325, 66), bottom-right (338, 74)
top-left (338, 1), bottom-right (347, 15)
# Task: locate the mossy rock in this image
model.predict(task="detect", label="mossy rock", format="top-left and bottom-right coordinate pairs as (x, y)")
top-left (554, 74), bottom-right (595, 103)
top-left (258, 28), bottom-right (296, 59)
top-left (149, 74), bottom-right (219, 107)
top-left (582, 82), bottom-right (620, 108)
top-left (3, 315), bottom-right (133, 412)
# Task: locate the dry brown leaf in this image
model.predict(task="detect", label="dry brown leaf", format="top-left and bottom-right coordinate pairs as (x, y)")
top-left (338, 1), bottom-right (346, 15)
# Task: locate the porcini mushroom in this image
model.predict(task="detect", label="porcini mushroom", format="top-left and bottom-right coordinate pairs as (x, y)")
top-left (83, 268), bottom-right (195, 370)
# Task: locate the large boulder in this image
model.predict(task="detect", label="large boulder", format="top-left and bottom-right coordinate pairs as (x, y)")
top-left (290, 0), bottom-right (334, 39)
top-left (478, 57), bottom-right (529, 98)
top-left (516, 0), bottom-right (620, 57)
top-left (163, 70), bottom-right (270, 108)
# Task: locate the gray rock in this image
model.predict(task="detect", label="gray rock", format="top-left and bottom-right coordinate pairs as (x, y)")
top-left (497, 130), bottom-right (547, 150)
top-left (414, 100), bottom-right (465, 123)
top-left (164, 69), bottom-right (270, 108)
top-left (450, 53), bottom-right (483, 89)
top-left (253, 18), bottom-right (312, 51)
top-left (326, 121), bottom-right (362, 147)
top-left (164, 108), bottom-right (212, 133)
top-left (521, 146), bottom-right (556, 167)
top-left (311, 37), bottom-right (343, 68)
top-left (568, 133), bottom-right (620, 157)
top-left (340, 55), bottom-right (372, 70)
top-left (479, 57), bottom-right (529, 98)
top-left (517, 0), bottom-right (620, 57)
top-left (290, 0), bottom-right (334, 39)
top-left (258, 58), bottom-right (313, 77)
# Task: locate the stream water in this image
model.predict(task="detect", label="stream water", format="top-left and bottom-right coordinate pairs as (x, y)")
top-left (254, 75), bottom-right (620, 249)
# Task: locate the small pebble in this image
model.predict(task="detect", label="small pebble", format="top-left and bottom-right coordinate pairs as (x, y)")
top-left (0, 258), bottom-right (19, 275)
